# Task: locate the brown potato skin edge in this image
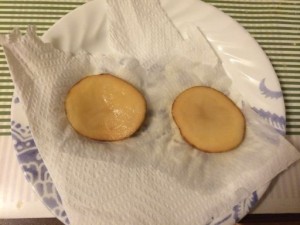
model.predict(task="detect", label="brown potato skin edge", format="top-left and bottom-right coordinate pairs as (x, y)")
top-left (171, 86), bottom-right (246, 153)
top-left (64, 74), bottom-right (147, 142)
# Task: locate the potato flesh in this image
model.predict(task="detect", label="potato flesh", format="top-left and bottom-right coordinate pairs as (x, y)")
top-left (172, 87), bottom-right (245, 152)
top-left (65, 74), bottom-right (146, 141)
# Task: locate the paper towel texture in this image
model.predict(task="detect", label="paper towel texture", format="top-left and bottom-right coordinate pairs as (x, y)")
top-left (1, 0), bottom-right (300, 224)
top-left (1, 25), bottom-right (299, 225)
top-left (107, 0), bottom-right (183, 68)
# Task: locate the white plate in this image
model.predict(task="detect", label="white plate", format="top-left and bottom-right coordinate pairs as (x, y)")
top-left (11, 0), bottom-right (285, 224)
top-left (43, 0), bottom-right (286, 128)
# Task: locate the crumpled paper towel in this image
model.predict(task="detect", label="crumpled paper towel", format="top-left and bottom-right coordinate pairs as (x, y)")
top-left (1, 1), bottom-right (299, 225)
top-left (107, 0), bottom-right (183, 68)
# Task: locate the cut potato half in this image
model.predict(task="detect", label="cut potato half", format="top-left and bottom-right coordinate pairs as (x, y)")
top-left (65, 74), bottom-right (146, 141)
top-left (172, 86), bottom-right (245, 153)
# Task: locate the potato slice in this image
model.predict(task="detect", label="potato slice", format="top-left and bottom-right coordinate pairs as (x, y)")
top-left (65, 74), bottom-right (146, 141)
top-left (172, 86), bottom-right (245, 152)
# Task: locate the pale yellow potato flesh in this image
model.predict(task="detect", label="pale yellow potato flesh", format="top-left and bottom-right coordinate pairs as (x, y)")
top-left (172, 87), bottom-right (245, 153)
top-left (65, 74), bottom-right (146, 141)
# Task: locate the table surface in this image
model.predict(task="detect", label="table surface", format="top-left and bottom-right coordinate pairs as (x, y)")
top-left (0, 0), bottom-right (300, 224)
top-left (1, 214), bottom-right (300, 225)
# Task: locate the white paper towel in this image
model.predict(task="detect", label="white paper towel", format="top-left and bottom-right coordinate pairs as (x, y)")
top-left (107, 0), bottom-right (183, 68)
top-left (1, 1), bottom-right (300, 224)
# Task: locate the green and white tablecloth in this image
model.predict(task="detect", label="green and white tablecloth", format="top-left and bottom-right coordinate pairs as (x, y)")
top-left (0, 0), bottom-right (299, 136)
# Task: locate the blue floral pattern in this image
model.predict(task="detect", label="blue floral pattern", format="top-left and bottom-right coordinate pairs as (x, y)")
top-left (207, 191), bottom-right (259, 225)
top-left (251, 107), bottom-right (286, 135)
top-left (259, 78), bottom-right (283, 99)
top-left (11, 97), bottom-right (69, 225)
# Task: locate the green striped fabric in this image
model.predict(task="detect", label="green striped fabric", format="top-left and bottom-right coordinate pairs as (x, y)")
top-left (0, 0), bottom-right (299, 135)
top-left (0, 0), bottom-right (83, 136)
